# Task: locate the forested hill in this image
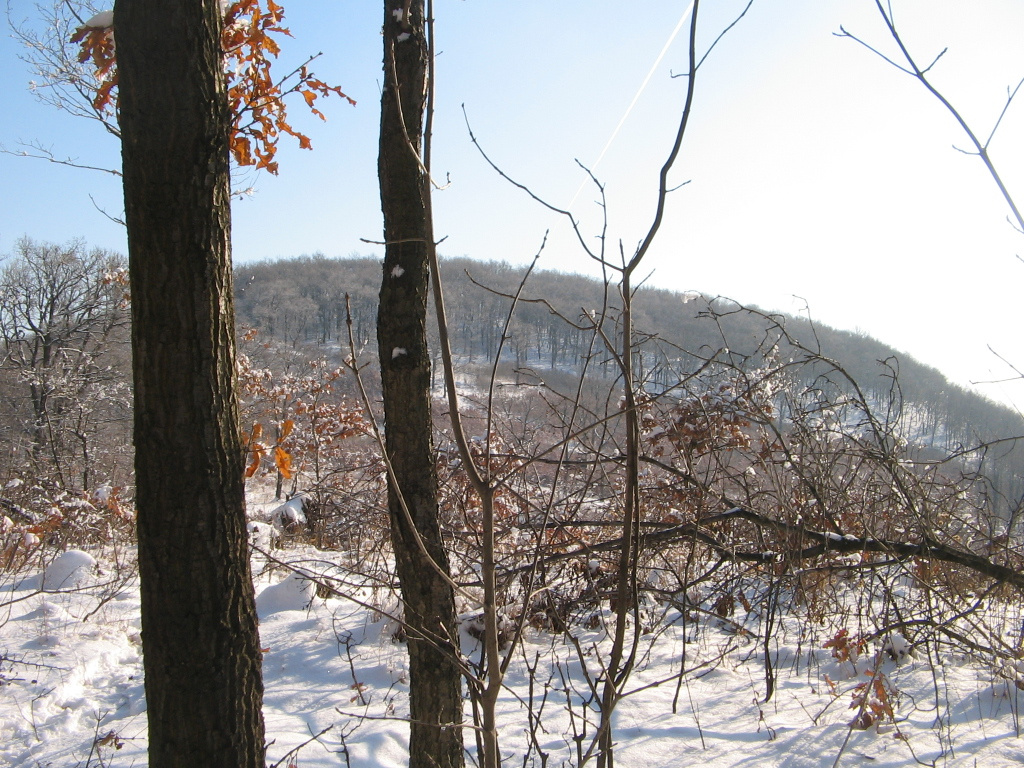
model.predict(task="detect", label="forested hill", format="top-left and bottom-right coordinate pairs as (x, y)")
top-left (234, 254), bottom-right (1024, 452)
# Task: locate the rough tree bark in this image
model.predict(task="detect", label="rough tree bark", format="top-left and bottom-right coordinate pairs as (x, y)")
top-left (115, 1), bottom-right (266, 765)
top-left (377, 2), bottom-right (464, 767)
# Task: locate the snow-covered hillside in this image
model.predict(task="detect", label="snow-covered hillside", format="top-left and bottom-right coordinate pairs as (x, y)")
top-left (3, 538), bottom-right (1024, 768)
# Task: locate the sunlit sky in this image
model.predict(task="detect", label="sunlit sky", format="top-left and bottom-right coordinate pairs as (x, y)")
top-left (2, 1), bottom-right (1023, 407)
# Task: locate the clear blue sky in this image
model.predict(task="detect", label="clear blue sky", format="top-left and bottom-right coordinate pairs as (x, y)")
top-left (2, 1), bottom-right (1023, 407)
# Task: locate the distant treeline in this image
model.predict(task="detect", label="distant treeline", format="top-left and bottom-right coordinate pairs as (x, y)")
top-left (234, 253), bottom-right (1024, 502)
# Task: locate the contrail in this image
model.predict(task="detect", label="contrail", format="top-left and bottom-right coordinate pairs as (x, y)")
top-left (569, 2), bottom-right (696, 211)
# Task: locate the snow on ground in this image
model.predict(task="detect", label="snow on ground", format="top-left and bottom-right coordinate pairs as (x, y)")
top-left (2, 543), bottom-right (1024, 767)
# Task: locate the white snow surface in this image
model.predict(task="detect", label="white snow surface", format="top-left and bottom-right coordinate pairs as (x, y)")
top-left (33, 548), bottom-right (97, 591)
top-left (94, 483), bottom-right (112, 504)
top-left (269, 495), bottom-right (307, 531)
top-left (255, 569), bottom-right (317, 617)
top-left (247, 520), bottom-right (279, 549)
top-left (3, 545), bottom-right (1024, 767)
top-left (83, 10), bottom-right (113, 29)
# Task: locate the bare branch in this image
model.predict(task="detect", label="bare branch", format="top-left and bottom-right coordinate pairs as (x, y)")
top-left (0, 141), bottom-right (121, 177)
top-left (839, 0), bottom-right (1024, 234)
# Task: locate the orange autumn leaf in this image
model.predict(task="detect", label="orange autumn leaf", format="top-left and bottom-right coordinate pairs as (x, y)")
top-left (71, 0), bottom-right (354, 174)
top-left (245, 446), bottom-right (264, 478)
top-left (274, 446), bottom-right (293, 479)
top-left (244, 424), bottom-right (265, 477)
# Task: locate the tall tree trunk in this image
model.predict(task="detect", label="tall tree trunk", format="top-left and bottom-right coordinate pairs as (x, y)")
top-left (115, 2), bottom-right (266, 766)
top-left (377, 3), bottom-right (464, 767)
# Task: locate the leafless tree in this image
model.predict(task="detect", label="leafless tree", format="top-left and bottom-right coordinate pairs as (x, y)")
top-left (0, 237), bottom-right (130, 491)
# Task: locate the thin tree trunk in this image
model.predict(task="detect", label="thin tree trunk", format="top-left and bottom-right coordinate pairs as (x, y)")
top-left (116, 2), bottom-right (266, 765)
top-left (597, 269), bottom-right (642, 768)
top-left (595, 7), bottom-right (701, 765)
top-left (377, 2), bottom-right (464, 767)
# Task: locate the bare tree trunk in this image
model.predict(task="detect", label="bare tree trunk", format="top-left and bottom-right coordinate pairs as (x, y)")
top-left (596, 267), bottom-right (642, 768)
top-left (377, 2), bottom-right (464, 767)
top-left (596, 7), bottom-right (701, 766)
top-left (116, 1), bottom-right (266, 765)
